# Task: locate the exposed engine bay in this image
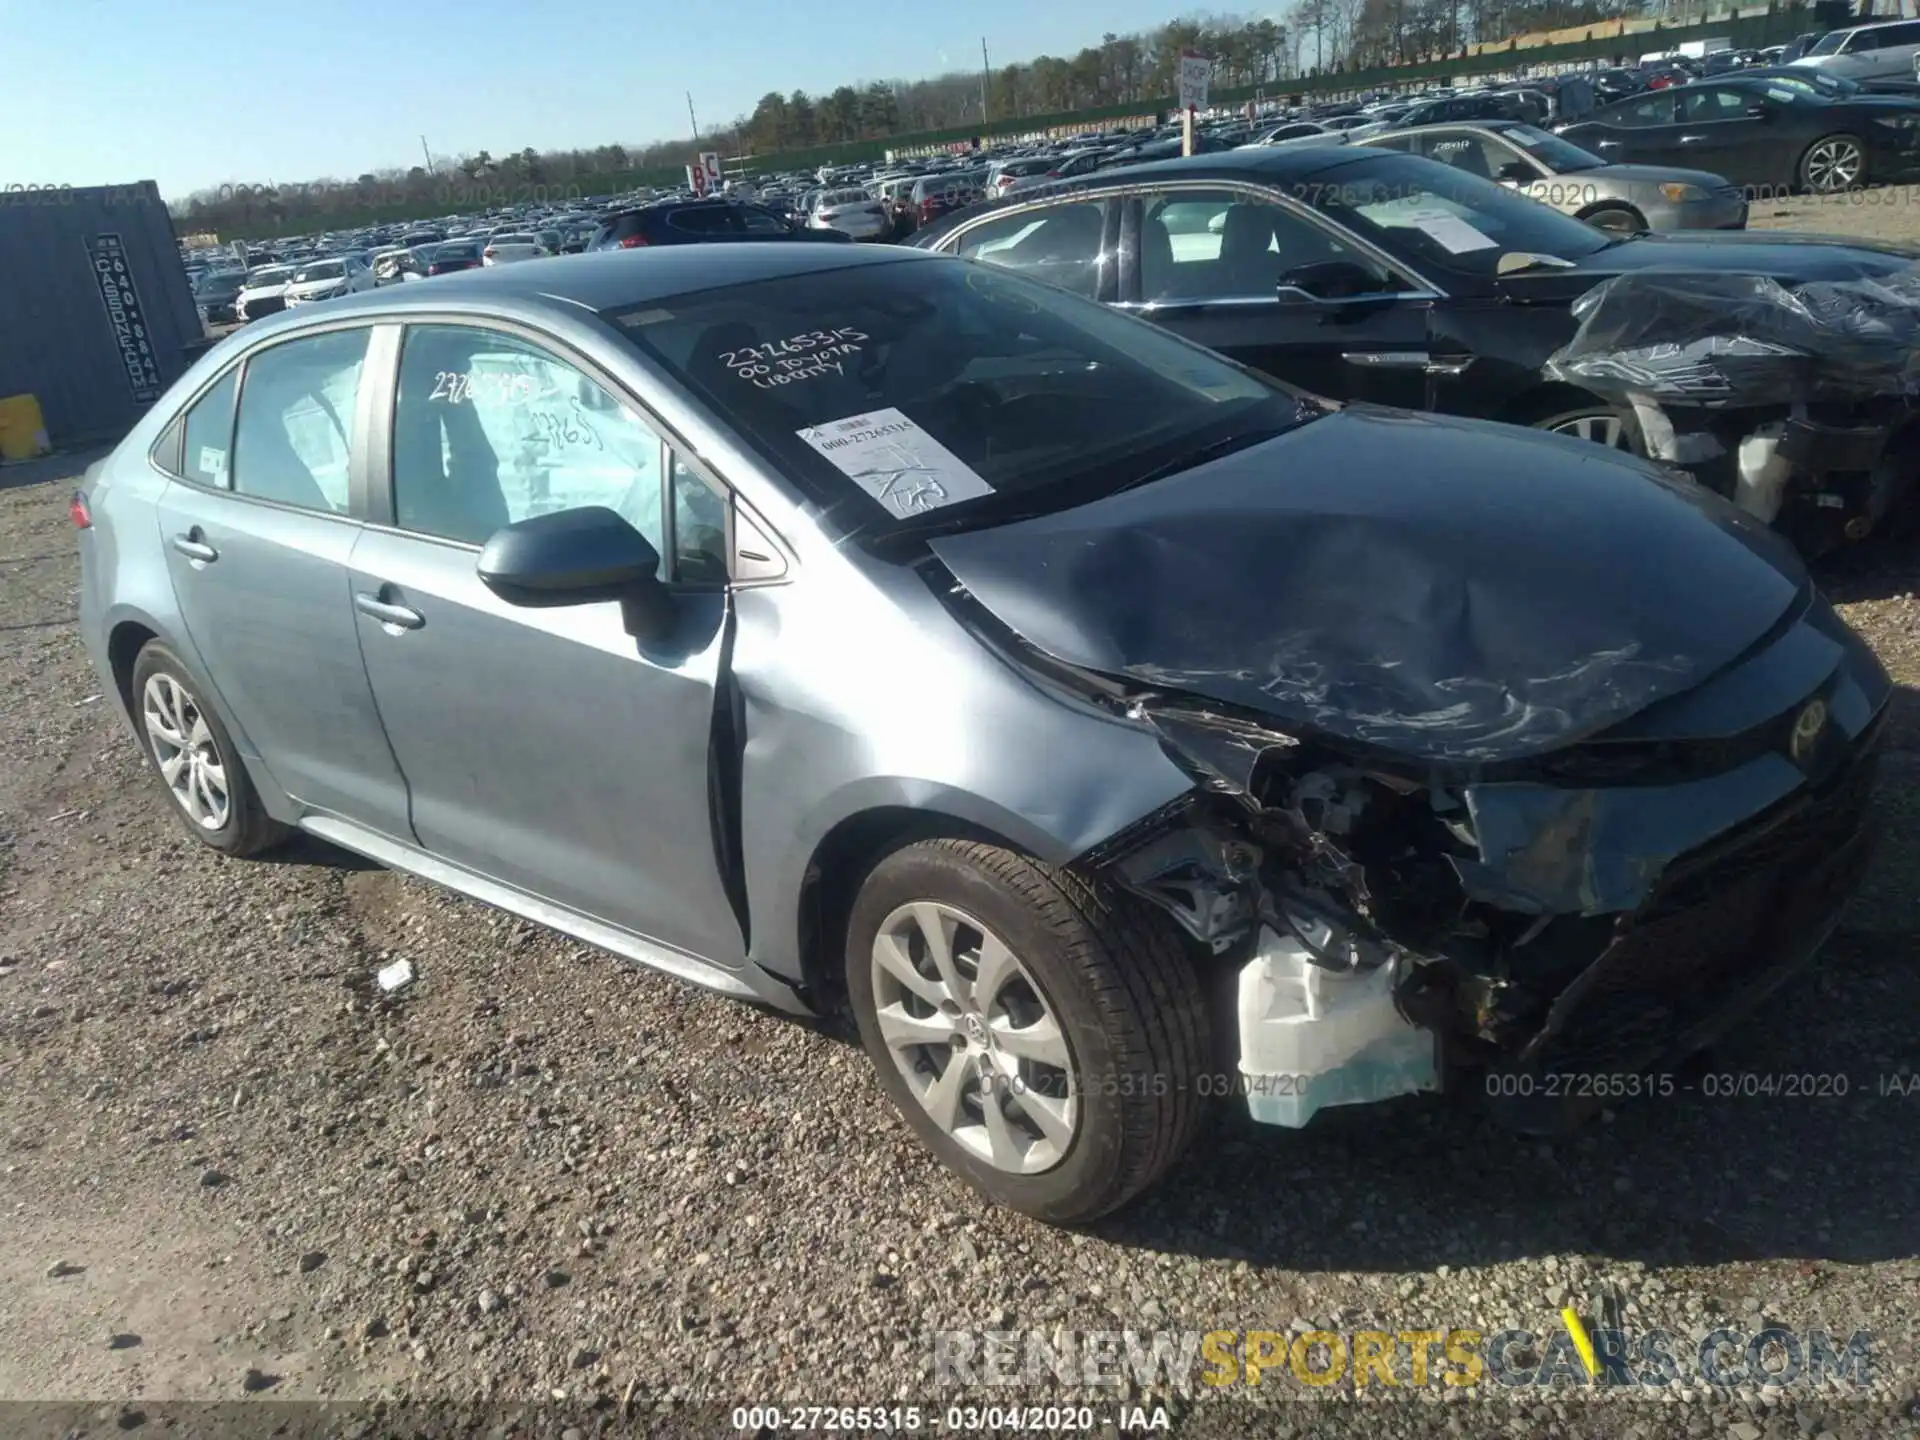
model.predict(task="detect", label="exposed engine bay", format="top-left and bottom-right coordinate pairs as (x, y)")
top-left (1089, 697), bottom-right (1881, 1134)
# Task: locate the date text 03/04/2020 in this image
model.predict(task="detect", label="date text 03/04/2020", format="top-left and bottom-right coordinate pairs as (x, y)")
top-left (987, 1071), bottom-right (1316, 1100)
top-left (730, 1405), bottom-right (1170, 1432)
top-left (1482, 1072), bottom-right (1868, 1100)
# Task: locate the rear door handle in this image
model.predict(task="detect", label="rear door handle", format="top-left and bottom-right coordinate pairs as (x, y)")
top-left (353, 592), bottom-right (424, 630)
top-left (170, 533), bottom-right (217, 563)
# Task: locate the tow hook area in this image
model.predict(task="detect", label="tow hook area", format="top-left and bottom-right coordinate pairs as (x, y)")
top-left (1235, 924), bottom-right (1440, 1128)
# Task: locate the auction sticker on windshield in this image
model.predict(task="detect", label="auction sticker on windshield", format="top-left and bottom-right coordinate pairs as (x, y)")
top-left (1397, 208), bottom-right (1497, 254)
top-left (797, 408), bottom-right (994, 519)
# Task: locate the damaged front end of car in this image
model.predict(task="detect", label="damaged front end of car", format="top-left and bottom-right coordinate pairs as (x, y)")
top-left (925, 410), bottom-right (1892, 1134)
top-left (1084, 674), bottom-right (1884, 1135)
top-left (1545, 267), bottom-right (1920, 556)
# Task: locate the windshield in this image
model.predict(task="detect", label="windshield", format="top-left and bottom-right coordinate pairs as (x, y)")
top-left (606, 257), bottom-right (1311, 542)
top-left (820, 190), bottom-right (871, 207)
top-left (1308, 152), bottom-right (1614, 274)
top-left (436, 241), bottom-right (481, 258)
top-left (195, 271), bottom-right (245, 296)
top-left (1501, 123), bottom-right (1606, 172)
top-left (1806, 30), bottom-right (1847, 55)
top-left (245, 267), bottom-right (294, 287)
top-left (292, 260), bottom-right (345, 283)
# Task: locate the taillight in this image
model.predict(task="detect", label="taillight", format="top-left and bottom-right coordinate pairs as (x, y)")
top-left (69, 491), bottom-right (92, 529)
top-left (618, 234), bottom-right (650, 248)
top-left (1046, 170), bottom-right (1061, 178)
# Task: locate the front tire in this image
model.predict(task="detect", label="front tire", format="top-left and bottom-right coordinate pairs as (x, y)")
top-left (1533, 403), bottom-right (1637, 452)
top-left (845, 839), bottom-right (1209, 1224)
top-left (1799, 133), bottom-right (1866, 194)
top-left (131, 641), bottom-right (289, 857)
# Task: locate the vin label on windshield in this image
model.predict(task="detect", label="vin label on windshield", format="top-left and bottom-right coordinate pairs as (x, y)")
top-left (797, 408), bottom-right (994, 519)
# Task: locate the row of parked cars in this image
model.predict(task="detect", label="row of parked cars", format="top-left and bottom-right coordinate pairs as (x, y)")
top-left (84, 118), bottom-right (1901, 1224)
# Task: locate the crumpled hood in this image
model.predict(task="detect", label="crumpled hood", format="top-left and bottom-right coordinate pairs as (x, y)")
top-left (929, 408), bottom-right (1808, 763)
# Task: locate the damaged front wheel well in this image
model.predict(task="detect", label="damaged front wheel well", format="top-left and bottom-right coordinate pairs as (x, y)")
top-left (795, 807), bottom-right (1005, 1017)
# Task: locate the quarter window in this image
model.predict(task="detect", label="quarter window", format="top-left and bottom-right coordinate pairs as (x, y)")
top-left (231, 329), bottom-right (368, 512)
top-left (391, 324), bottom-right (670, 555)
top-left (954, 202), bottom-right (1107, 299)
top-left (180, 368), bottom-right (239, 487)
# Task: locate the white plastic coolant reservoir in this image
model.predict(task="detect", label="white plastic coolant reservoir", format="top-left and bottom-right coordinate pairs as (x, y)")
top-left (1236, 926), bottom-right (1439, 1129)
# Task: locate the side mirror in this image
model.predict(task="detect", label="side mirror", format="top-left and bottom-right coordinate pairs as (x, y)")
top-left (1497, 161), bottom-right (1536, 183)
top-left (477, 506), bottom-right (675, 640)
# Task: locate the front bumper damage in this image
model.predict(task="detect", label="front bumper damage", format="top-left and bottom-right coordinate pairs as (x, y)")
top-left (925, 415), bottom-right (1892, 1134)
top-left (1546, 267), bottom-right (1920, 555)
top-left (1093, 686), bottom-right (1884, 1135)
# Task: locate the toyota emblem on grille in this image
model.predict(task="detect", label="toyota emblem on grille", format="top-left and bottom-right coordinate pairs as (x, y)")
top-left (1789, 699), bottom-right (1828, 764)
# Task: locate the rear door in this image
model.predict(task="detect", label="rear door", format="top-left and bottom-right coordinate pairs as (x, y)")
top-left (1672, 83), bottom-right (1777, 184)
top-left (153, 324), bottom-right (412, 836)
top-left (1116, 183), bottom-right (1434, 408)
top-left (1570, 92), bottom-right (1684, 164)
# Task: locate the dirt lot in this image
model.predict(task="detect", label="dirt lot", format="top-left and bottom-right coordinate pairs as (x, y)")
top-left (5, 236), bottom-right (1920, 1437)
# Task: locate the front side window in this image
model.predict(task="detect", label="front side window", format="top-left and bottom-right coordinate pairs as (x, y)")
top-left (181, 368), bottom-right (239, 487)
top-left (231, 329), bottom-right (369, 512)
top-left (1413, 130), bottom-right (1528, 182)
top-left (670, 207), bottom-right (737, 236)
top-left (1141, 189), bottom-right (1401, 302)
top-left (390, 324), bottom-right (667, 552)
top-left (606, 256), bottom-right (1309, 542)
top-left (952, 201), bottom-right (1107, 298)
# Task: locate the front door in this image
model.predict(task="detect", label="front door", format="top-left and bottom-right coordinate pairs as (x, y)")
top-left (1121, 187), bottom-right (1433, 408)
top-left (155, 326), bottom-right (413, 837)
top-left (1672, 84), bottom-right (1778, 186)
top-left (348, 320), bottom-right (747, 967)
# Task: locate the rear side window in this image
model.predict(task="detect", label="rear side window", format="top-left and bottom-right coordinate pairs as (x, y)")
top-left (181, 368), bottom-right (239, 487)
top-left (670, 207), bottom-right (738, 236)
top-left (739, 206), bottom-right (791, 234)
top-left (232, 329), bottom-right (370, 513)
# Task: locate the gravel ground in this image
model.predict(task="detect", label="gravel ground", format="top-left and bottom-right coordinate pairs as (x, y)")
top-left (3, 319), bottom-right (1919, 1436)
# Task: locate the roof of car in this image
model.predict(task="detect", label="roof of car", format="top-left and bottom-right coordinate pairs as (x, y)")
top-left (267, 244), bottom-right (932, 321)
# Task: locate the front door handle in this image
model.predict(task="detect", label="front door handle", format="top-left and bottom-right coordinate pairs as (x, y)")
top-left (353, 592), bottom-right (425, 630)
top-left (171, 533), bottom-right (217, 563)
top-left (1342, 350), bottom-right (1430, 368)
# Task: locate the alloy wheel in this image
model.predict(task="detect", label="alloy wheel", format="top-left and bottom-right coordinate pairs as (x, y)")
top-left (868, 901), bottom-right (1077, 1175)
top-left (1549, 412), bottom-right (1630, 448)
top-left (1804, 138), bottom-right (1863, 194)
top-left (141, 673), bottom-right (230, 831)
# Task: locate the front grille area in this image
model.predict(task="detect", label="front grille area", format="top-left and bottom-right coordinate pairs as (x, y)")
top-left (1523, 736), bottom-right (1882, 1077)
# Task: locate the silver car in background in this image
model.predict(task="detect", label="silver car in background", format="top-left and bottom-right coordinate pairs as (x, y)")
top-left (808, 188), bottom-right (890, 240)
top-left (1357, 119), bottom-right (1748, 233)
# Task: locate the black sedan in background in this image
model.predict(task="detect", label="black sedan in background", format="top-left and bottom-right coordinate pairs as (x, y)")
top-left (1556, 74), bottom-right (1920, 192)
top-left (913, 144), bottom-right (1920, 550)
top-left (587, 198), bottom-right (851, 249)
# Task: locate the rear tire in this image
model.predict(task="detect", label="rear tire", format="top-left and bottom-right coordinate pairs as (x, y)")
top-left (845, 838), bottom-right (1209, 1224)
top-left (130, 641), bottom-right (290, 858)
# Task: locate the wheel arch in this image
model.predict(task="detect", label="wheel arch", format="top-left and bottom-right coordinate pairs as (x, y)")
top-left (1573, 199), bottom-right (1647, 234)
top-left (1493, 381), bottom-right (1618, 428)
top-left (788, 801), bottom-right (1045, 1017)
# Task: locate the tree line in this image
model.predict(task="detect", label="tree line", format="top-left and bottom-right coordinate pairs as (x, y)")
top-left (173, 1), bottom-right (1659, 235)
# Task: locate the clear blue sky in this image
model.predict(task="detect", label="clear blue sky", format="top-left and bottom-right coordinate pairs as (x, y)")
top-left (2, 0), bottom-right (1200, 200)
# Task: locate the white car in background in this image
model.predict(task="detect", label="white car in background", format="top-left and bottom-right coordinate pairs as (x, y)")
top-left (808, 189), bottom-right (890, 240)
top-left (482, 233), bottom-right (551, 265)
top-left (281, 256), bottom-right (376, 307)
top-left (232, 265), bottom-right (298, 322)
